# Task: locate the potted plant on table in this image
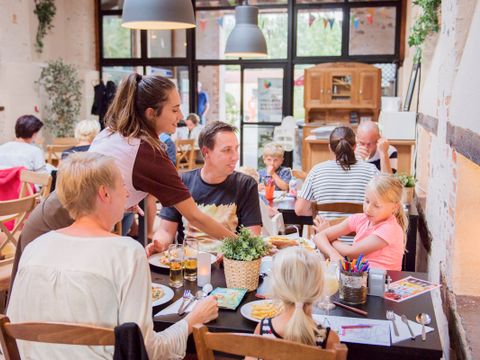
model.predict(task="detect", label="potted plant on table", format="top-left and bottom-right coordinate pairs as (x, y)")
top-left (396, 174), bottom-right (416, 205)
top-left (220, 227), bottom-right (269, 291)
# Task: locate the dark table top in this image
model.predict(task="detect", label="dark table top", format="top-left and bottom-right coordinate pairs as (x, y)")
top-left (152, 264), bottom-right (442, 360)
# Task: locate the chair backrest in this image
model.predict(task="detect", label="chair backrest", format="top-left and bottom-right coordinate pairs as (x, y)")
top-left (259, 199), bottom-right (285, 236)
top-left (19, 170), bottom-right (52, 200)
top-left (193, 324), bottom-right (347, 360)
top-left (0, 315), bottom-right (115, 360)
top-left (176, 139), bottom-right (196, 170)
top-left (46, 144), bottom-right (75, 165)
top-left (0, 194), bottom-right (39, 253)
top-left (312, 202), bottom-right (363, 226)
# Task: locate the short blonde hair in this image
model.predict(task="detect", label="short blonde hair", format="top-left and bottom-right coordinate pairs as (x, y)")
top-left (74, 120), bottom-right (101, 143)
top-left (56, 152), bottom-right (119, 219)
top-left (237, 166), bottom-right (259, 183)
top-left (262, 142), bottom-right (284, 158)
top-left (271, 247), bottom-right (324, 346)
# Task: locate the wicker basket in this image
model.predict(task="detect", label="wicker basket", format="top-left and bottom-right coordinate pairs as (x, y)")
top-left (223, 257), bottom-right (262, 291)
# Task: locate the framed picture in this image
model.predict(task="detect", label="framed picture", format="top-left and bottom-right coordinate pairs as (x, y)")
top-left (403, 62), bottom-right (421, 111)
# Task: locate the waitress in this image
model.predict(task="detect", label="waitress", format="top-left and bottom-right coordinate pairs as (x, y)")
top-left (89, 73), bottom-right (235, 242)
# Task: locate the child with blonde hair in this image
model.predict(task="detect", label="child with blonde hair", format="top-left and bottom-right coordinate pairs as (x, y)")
top-left (258, 142), bottom-right (291, 191)
top-left (314, 174), bottom-right (408, 271)
top-left (251, 247), bottom-right (335, 349)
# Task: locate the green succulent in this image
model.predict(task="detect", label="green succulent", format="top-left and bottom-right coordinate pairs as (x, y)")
top-left (220, 227), bottom-right (269, 262)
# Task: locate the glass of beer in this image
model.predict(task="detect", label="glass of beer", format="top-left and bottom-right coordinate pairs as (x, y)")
top-left (183, 240), bottom-right (198, 281)
top-left (168, 244), bottom-right (184, 288)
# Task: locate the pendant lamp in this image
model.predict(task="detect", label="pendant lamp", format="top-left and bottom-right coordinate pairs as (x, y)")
top-left (122, 0), bottom-right (196, 30)
top-left (225, 5), bottom-right (267, 58)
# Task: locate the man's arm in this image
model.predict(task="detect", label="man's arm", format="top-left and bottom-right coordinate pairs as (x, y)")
top-left (246, 225), bottom-right (261, 236)
top-left (147, 219), bottom-right (179, 256)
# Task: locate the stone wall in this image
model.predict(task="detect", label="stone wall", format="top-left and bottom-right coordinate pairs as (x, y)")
top-left (0, 0), bottom-right (97, 143)
top-left (398, 0), bottom-right (480, 358)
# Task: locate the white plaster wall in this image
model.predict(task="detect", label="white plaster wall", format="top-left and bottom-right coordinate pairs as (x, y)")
top-left (0, 0), bottom-right (97, 143)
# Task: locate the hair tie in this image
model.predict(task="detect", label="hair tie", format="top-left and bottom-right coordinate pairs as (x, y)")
top-left (295, 302), bottom-right (304, 309)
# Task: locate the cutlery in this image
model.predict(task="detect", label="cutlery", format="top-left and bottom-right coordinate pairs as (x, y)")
top-left (386, 310), bottom-right (399, 337)
top-left (177, 290), bottom-right (192, 316)
top-left (416, 313), bottom-right (432, 341)
top-left (401, 314), bottom-right (416, 340)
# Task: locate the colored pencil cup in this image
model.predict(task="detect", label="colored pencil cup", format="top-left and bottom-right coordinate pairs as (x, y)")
top-left (339, 269), bottom-right (368, 305)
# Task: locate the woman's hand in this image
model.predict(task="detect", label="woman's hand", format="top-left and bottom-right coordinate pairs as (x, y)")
top-left (185, 296), bottom-right (219, 332)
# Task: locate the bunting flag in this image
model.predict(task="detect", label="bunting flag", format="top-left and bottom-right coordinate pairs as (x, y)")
top-left (308, 13), bottom-right (316, 27)
top-left (354, 17), bottom-right (360, 30)
top-left (216, 16), bottom-right (223, 27)
top-left (199, 19), bottom-right (207, 31)
top-left (328, 18), bottom-right (335, 29)
top-left (228, 0), bottom-right (236, 5)
top-left (323, 18), bottom-right (328, 29)
top-left (351, 15), bottom-right (356, 26)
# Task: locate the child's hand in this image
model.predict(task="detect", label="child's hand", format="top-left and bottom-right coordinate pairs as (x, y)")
top-left (377, 137), bottom-right (390, 154)
top-left (266, 165), bottom-right (275, 176)
top-left (313, 215), bottom-right (330, 233)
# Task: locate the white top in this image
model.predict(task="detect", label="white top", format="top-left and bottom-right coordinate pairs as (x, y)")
top-left (89, 130), bottom-right (146, 208)
top-left (299, 160), bottom-right (379, 221)
top-left (0, 141), bottom-right (46, 172)
top-left (7, 231), bottom-right (189, 360)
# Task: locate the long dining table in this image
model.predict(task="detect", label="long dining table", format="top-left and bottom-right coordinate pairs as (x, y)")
top-left (152, 264), bottom-right (442, 360)
top-left (263, 195), bottom-right (419, 272)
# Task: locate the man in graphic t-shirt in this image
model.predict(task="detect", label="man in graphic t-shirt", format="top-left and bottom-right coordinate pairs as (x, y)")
top-left (147, 121), bottom-right (262, 255)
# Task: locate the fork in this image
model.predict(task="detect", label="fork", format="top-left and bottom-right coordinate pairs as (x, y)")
top-left (386, 310), bottom-right (399, 337)
top-left (177, 290), bottom-right (192, 315)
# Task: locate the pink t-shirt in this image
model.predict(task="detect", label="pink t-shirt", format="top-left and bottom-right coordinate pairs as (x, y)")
top-left (348, 213), bottom-right (405, 271)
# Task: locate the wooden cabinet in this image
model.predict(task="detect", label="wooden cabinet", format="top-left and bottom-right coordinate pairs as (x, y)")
top-left (304, 62), bottom-right (381, 123)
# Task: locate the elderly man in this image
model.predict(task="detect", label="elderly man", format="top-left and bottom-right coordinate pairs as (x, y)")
top-left (355, 121), bottom-right (397, 174)
top-left (147, 121), bottom-right (262, 255)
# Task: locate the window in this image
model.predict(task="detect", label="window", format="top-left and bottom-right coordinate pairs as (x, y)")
top-left (147, 30), bottom-right (187, 58)
top-left (102, 66), bottom-right (143, 85)
top-left (102, 15), bottom-right (140, 58)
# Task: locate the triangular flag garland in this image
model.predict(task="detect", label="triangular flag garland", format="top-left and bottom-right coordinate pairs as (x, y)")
top-left (328, 18), bottom-right (335, 29)
top-left (308, 13), bottom-right (316, 27)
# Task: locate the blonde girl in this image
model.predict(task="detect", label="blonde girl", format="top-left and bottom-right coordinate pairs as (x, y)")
top-left (314, 174), bottom-right (408, 271)
top-left (251, 247), bottom-right (337, 350)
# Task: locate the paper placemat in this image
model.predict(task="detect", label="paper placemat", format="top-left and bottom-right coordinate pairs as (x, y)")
top-left (155, 297), bottom-right (197, 317)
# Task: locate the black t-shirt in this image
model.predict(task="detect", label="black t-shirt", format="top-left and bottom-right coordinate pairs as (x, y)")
top-left (160, 169), bottom-right (262, 244)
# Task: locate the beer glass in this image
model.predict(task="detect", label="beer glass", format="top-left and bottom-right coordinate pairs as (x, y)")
top-left (168, 244), bottom-right (184, 288)
top-left (183, 240), bottom-right (198, 281)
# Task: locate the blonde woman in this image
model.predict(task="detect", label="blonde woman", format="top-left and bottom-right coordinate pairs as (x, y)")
top-left (314, 174), bottom-right (408, 271)
top-left (61, 119), bottom-right (101, 159)
top-left (250, 247), bottom-right (337, 352)
top-left (7, 152), bottom-right (218, 360)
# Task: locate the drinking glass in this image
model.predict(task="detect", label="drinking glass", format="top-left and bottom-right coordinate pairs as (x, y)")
top-left (168, 244), bottom-right (184, 288)
top-left (183, 239), bottom-right (198, 281)
top-left (321, 261), bottom-right (339, 314)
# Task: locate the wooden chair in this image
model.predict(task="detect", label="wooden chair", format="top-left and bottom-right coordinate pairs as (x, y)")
top-left (312, 202), bottom-right (363, 226)
top-left (19, 170), bottom-right (52, 200)
top-left (46, 137), bottom-right (78, 166)
top-left (176, 139), bottom-right (196, 171)
top-left (0, 315), bottom-right (114, 360)
top-left (193, 324), bottom-right (347, 360)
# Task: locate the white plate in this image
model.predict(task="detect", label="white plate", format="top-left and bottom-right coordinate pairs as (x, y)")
top-left (240, 299), bottom-right (283, 323)
top-left (148, 252), bottom-right (217, 269)
top-left (152, 283), bottom-right (174, 307)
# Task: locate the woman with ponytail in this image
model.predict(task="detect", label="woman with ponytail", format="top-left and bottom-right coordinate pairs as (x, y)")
top-left (295, 126), bottom-right (379, 228)
top-left (249, 247), bottom-right (337, 352)
top-left (315, 174), bottom-right (408, 271)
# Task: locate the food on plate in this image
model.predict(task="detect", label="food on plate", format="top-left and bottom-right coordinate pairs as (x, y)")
top-left (298, 238), bottom-right (315, 252)
top-left (152, 286), bottom-right (165, 302)
top-left (251, 301), bottom-right (284, 320)
top-left (267, 236), bottom-right (298, 249)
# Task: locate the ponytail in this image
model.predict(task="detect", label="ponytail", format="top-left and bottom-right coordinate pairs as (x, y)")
top-left (395, 204), bottom-right (409, 245)
top-left (329, 126), bottom-right (357, 171)
top-left (284, 304), bottom-right (322, 346)
top-left (104, 72), bottom-right (176, 152)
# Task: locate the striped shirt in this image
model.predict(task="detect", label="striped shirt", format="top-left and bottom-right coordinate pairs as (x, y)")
top-left (299, 160), bottom-right (379, 234)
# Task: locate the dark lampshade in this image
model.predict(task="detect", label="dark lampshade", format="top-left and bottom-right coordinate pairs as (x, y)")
top-left (225, 5), bottom-right (268, 58)
top-left (122, 0), bottom-right (196, 30)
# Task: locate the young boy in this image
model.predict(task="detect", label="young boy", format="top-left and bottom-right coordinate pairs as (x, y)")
top-left (258, 142), bottom-right (292, 191)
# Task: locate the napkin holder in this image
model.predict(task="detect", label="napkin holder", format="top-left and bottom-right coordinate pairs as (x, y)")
top-left (368, 268), bottom-right (386, 297)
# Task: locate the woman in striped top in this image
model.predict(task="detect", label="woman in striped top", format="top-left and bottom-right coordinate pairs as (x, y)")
top-left (295, 127), bottom-right (378, 230)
